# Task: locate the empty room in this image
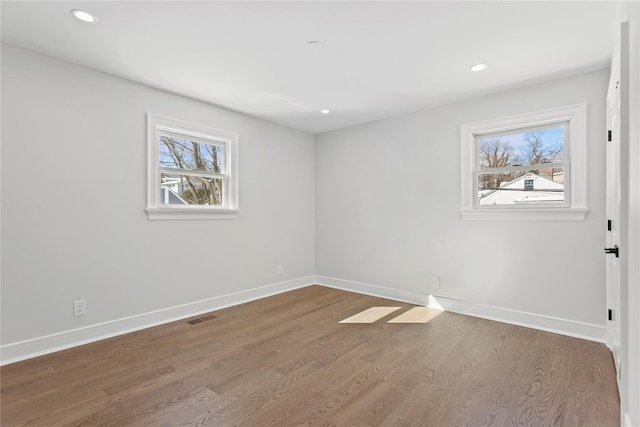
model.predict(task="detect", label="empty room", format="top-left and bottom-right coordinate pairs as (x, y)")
top-left (1, 1), bottom-right (639, 426)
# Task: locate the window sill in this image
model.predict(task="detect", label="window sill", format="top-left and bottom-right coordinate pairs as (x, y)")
top-left (460, 207), bottom-right (588, 221)
top-left (146, 207), bottom-right (239, 221)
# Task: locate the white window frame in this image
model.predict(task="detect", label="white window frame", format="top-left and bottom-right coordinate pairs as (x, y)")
top-left (146, 114), bottom-right (239, 220)
top-left (460, 104), bottom-right (588, 221)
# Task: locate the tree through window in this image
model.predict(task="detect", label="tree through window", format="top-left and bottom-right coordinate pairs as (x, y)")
top-left (476, 125), bottom-right (567, 206)
top-left (147, 114), bottom-right (239, 220)
top-left (460, 104), bottom-right (588, 221)
top-left (159, 136), bottom-right (224, 206)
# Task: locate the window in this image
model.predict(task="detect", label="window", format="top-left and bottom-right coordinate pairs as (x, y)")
top-left (460, 104), bottom-right (588, 221)
top-left (147, 114), bottom-right (239, 220)
top-left (476, 123), bottom-right (568, 206)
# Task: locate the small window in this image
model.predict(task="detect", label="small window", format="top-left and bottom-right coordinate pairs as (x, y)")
top-left (524, 179), bottom-right (534, 191)
top-left (147, 114), bottom-right (239, 220)
top-left (460, 104), bottom-right (588, 221)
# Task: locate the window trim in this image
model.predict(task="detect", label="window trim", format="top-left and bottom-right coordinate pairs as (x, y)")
top-left (146, 114), bottom-right (239, 220)
top-left (460, 104), bottom-right (588, 221)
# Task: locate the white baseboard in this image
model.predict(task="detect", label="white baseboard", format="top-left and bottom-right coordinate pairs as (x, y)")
top-left (0, 276), bottom-right (315, 366)
top-left (316, 275), bottom-right (430, 306)
top-left (315, 275), bottom-right (607, 343)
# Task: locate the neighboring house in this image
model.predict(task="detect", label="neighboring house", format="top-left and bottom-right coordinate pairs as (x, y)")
top-left (479, 172), bottom-right (565, 205)
top-left (160, 181), bottom-right (188, 205)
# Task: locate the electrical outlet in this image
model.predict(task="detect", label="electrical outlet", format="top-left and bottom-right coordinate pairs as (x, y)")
top-left (277, 265), bottom-right (284, 275)
top-left (73, 300), bottom-right (87, 317)
top-left (432, 276), bottom-right (441, 289)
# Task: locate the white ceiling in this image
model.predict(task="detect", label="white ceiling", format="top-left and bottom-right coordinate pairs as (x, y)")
top-left (1, 1), bottom-right (622, 134)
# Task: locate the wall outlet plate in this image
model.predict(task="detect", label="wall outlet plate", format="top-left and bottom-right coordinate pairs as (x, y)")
top-left (73, 300), bottom-right (87, 317)
top-left (432, 276), bottom-right (441, 289)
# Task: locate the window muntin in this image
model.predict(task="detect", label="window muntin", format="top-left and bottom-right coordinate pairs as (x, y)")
top-left (460, 104), bottom-right (588, 221)
top-left (147, 114), bottom-right (239, 220)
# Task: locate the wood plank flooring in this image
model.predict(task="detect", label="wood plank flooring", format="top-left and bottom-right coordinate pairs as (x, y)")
top-left (1, 285), bottom-right (620, 426)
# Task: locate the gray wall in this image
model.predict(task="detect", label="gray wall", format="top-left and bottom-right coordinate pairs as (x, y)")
top-left (1, 45), bottom-right (316, 346)
top-left (316, 69), bottom-right (608, 327)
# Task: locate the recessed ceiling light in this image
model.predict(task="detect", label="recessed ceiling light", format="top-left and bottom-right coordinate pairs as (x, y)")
top-left (470, 63), bottom-right (488, 72)
top-left (305, 41), bottom-right (324, 51)
top-left (320, 109), bottom-right (331, 114)
top-left (71, 9), bottom-right (98, 23)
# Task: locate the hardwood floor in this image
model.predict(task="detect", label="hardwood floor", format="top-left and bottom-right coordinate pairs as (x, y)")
top-left (1, 286), bottom-right (619, 426)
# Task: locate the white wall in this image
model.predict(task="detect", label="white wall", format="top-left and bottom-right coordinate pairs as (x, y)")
top-left (0, 45), bottom-right (316, 361)
top-left (316, 70), bottom-right (609, 337)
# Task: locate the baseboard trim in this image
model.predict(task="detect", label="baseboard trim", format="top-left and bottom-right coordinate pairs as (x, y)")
top-left (315, 275), bottom-right (607, 343)
top-left (0, 276), bottom-right (315, 366)
top-left (315, 276), bottom-right (430, 306)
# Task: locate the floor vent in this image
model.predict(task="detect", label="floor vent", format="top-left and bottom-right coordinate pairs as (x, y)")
top-left (187, 314), bottom-right (217, 325)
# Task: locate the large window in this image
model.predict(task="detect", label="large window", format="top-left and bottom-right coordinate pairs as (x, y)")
top-left (147, 114), bottom-right (239, 220)
top-left (460, 104), bottom-right (588, 221)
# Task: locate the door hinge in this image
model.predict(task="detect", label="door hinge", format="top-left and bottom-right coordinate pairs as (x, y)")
top-left (604, 245), bottom-right (619, 257)
top-left (608, 219), bottom-right (612, 231)
top-left (608, 309), bottom-right (613, 321)
top-left (608, 130), bottom-right (612, 141)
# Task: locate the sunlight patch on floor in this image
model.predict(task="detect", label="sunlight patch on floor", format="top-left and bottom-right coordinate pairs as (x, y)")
top-left (339, 306), bottom-right (444, 324)
top-left (386, 306), bottom-right (443, 323)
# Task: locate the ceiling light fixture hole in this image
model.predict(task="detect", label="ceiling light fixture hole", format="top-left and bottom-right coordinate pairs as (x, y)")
top-left (305, 41), bottom-right (324, 51)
